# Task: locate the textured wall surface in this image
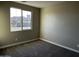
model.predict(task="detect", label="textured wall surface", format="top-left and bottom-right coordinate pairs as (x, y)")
top-left (41, 2), bottom-right (79, 52)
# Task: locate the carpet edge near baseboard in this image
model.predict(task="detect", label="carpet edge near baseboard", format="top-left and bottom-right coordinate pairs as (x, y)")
top-left (0, 38), bottom-right (39, 49)
top-left (40, 38), bottom-right (79, 54)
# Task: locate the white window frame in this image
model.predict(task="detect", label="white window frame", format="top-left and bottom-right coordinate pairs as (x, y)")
top-left (10, 7), bottom-right (32, 32)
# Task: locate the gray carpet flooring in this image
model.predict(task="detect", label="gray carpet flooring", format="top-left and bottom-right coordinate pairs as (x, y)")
top-left (0, 40), bottom-right (79, 57)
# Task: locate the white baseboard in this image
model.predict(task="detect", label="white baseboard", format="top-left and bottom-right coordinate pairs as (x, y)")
top-left (1, 37), bottom-right (79, 54)
top-left (40, 38), bottom-right (79, 53)
top-left (0, 38), bottom-right (39, 49)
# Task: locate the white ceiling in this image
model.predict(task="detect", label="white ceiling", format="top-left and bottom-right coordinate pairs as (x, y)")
top-left (15, 1), bottom-right (64, 8)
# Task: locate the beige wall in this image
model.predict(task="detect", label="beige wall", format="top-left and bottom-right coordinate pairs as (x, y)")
top-left (41, 2), bottom-right (79, 52)
top-left (0, 2), bottom-right (40, 46)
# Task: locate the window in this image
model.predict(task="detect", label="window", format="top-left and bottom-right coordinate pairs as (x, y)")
top-left (10, 7), bottom-right (32, 32)
top-left (23, 10), bottom-right (32, 30)
top-left (10, 7), bottom-right (22, 32)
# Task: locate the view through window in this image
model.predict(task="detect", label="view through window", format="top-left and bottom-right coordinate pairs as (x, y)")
top-left (10, 7), bottom-right (32, 32)
top-left (23, 10), bottom-right (32, 30)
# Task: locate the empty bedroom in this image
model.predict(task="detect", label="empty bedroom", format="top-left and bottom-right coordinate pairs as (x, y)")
top-left (0, 1), bottom-right (79, 57)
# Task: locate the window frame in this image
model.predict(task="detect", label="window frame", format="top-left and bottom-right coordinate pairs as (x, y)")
top-left (10, 7), bottom-right (32, 32)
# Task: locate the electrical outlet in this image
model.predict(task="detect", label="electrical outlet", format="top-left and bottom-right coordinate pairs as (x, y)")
top-left (77, 44), bottom-right (79, 47)
top-left (16, 38), bottom-right (18, 41)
